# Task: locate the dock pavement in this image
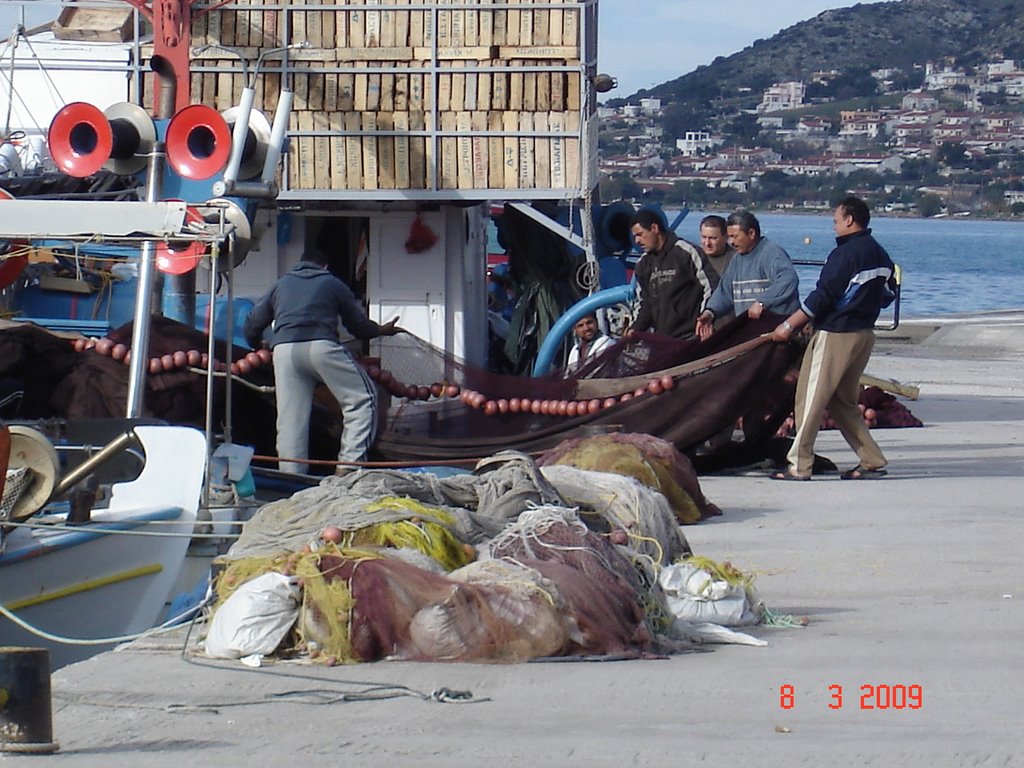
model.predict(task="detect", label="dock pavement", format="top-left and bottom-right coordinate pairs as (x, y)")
top-left (11, 313), bottom-right (1024, 767)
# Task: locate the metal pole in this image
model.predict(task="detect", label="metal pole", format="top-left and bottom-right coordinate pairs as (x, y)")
top-left (203, 239), bottom-right (220, 515)
top-left (126, 141), bottom-right (165, 418)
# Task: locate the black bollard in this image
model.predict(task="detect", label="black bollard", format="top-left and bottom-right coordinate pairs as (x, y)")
top-left (0, 647), bottom-right (59, 753)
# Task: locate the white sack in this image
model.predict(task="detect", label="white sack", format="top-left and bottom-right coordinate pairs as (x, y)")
top-left (205, 572), bottom-right (300, 659)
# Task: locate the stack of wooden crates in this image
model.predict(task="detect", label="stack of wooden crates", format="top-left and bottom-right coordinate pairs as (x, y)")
top-left (174, 0), bottom-right (593, 196)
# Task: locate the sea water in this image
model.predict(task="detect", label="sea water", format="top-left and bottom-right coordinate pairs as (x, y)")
top-left (676, 211), bottom-right (1024, 319)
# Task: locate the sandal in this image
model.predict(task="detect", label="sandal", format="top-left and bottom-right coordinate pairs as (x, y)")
top-left (770, 471), bottom-right (810, 482)
top-left (841, 466), bottom-right (888, 480)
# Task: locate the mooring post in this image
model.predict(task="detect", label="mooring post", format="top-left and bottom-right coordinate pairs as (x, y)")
top-left (0, 647), bottom-right (59, 754)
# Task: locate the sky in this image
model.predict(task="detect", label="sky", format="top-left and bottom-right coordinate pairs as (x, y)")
top-left (1, 0), bottom-right (880, 97)
top-left (597, 0), bottom-right (888, 97)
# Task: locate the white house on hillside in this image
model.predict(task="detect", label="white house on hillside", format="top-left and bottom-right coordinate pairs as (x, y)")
top-left (757, 82), bottom-right (805, 113)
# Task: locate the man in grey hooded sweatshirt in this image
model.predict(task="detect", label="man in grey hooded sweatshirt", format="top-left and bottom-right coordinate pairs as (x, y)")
top-left (244, 250), bottom-right (401, 474)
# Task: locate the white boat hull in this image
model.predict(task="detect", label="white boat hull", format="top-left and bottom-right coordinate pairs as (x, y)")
top-left (0, 425), bottom-right (205, 669)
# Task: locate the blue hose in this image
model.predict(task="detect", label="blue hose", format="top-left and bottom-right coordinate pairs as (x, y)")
top-left (531, 283), bottom-right (635, 376)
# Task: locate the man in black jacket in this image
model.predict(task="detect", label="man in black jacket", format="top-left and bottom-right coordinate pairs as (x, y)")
top-left (626, 209), bottom-right (717, 339)
top-left (771, 196), bottom-right (896, 481)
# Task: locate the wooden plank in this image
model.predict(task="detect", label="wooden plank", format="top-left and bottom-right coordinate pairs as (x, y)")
top-left (367, 66), bottom-right (382, 111)
top-left (377, 112), bottom-right (396, 190)
top-left (409, 6), bottom-right (423, 47)
top-left (263, 67), bottom-right (281, 115)
top-left (409, 109), bottom-right (426, 189)
top-left (329, 111), bottom-right (347, 189)
top-left (313, 109), bottom-right (331, 189)
top-left (548, 110), bottom-right (565, 189)
top-left (306, 0), bottom-right (323, 49)
top-left (471, 110), bottom-right (488, 189)
top-left (394, 3), bottom-right (410, 47)
top-left (534, 1), bottom-right (550, 46)
top-left (207, 7), bottom-right (221, 47)
top-left (440, 111), bottom-right (459, 189)
top-left (437, 71), bottom-right (452, 112)
top-left (335, 3), bottom-right (349, 48)
top-left (411, 46), bottom-right (496, 60)
top-left (393, 111), bottom-right (411, 189)
top-left (325, 70), bottom-right (339, 111)
top-left (381, 0), bottom-right (396, 47)
top-left (506, 5), bottom-right (520, 46)
top-left (292, 67), bottom-right (310, 113)
top-left (518, 111), bottom-right (535, 189)
top-left (319, 4), bottom-right (335, 48)
top-left (518, 3), bottom-right (533, 46)
top-left (349, 0), bottom-right (365, 47)
top-left (408, 69), bottom-right (424, 112)
top-left (307, 64), bottom-right (325, 112)
top-left (476, 71), bottom-right (490, 110)
top-left (509, 64), bottom-right (524, 111)
top-left (533, 111), bottom-right (550, 190)
top-left (344, 111), bottom-right (362, 190)
top-left (332, 46), bottom-right (415, 61)
top-left (450, 66), bottom-right (465, 112)
top-left (487, 111), bottom-right (504, 188)
top-left (393, 62), bottom-right (409, 111)
top-left (361, 111), bottom-right (379, 189)
top-left (450, 6), bottom-right (464, 47)
top-left (498, 45), bottom-right (579, 59)
top-left (562, 3), bottom-right (577, 46)
top-left (380, 72), bottom-right (395, 112)
top-left (502, 110), bottom-right (519, 189)
top-left (220, 6), bottom-right (236, 47)
top-left (491, 69), bottom-right (507, 110)
top-left (464, 70), bottom-right (478, 111)
top-left (492, 4), bottom-right (506, 46)
top-left (365, 0), bottom-right (381, 46)
top-left (338, 72), bottom-right (355, 111)
top-left (217, 60), bottom-right (234, 112)
top-left (566, 69), bottom-right (580, 112)
top-left (860, 373), bottom-right (920, 401)
top-left (437, 4), bottom-right (450, 47)
top-left (298, 111), bottom-right (316, 188)
top-left (456, 111), bottom-right (473, 190)
top-left (564, 110), bottom-right (580, 190)
top-left (550, 69), bottom-right (564, 111)
top-left (354, 62), bottom-right (369, 111)
top-left (466, 3), bottom-right (479, 46)
top-left (291, 0), bottom-right (306, 46)
top-left (536, 70), bottom-right (551, 111)
top-left (523, 70), bottom-right (536, 112)
top-left (478, 0), bottom-right (493, 47)
top-left (424, 110), bottom-right (436, 189)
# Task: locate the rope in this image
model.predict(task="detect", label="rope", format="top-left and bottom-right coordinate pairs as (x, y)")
top-left (0, 596), bottom-right (210, 646)
top-left (2, 518), bottom-right (238, 540)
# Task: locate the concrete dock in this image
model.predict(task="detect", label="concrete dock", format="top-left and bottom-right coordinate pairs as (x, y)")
top-left (10, 315), bottom-right (1024, 766)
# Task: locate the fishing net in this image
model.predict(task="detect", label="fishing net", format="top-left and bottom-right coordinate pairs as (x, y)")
top-left (372, 313), bottom-right (803, 469)
top-left (538, 464), bottom-right (691, 564)
top-left (537, 432), bottom-right (720, 524)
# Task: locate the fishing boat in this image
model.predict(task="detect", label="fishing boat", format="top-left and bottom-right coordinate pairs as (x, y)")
top-left (0, 421), bottom-right (206, 669)
top-left (0, 0), bottom-right (814, 480)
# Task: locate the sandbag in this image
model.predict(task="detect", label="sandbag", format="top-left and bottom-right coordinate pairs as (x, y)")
top-left (205, 572), bottom-right (301, 659)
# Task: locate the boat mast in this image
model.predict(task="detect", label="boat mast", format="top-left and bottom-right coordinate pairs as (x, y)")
top-left (118, 0), bottom-right (227, 114)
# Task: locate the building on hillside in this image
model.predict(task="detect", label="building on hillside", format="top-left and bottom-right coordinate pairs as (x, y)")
top-left (675, 131), bottom-right (724, 157)
top-left (924, 62), bottom-right (967, 90)
top-left (796, 116), bottom-right (832, 135)
top-left (639, 98), bottom-right (662, 115)
top-left (757, 81), bottom-right (805, 113)
top-left (902, 91), bottom-right (940, 111)
top-left (986, 59), bottom-right (1022, 79)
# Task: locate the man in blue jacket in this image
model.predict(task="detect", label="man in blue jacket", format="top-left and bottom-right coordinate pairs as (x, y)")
top-left (244, 250), bottom-right (401, 474)
top-left (770, 196), bottom-right (896, 481)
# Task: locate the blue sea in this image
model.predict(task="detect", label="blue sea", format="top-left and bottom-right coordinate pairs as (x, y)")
top-left (675, 210), bottom-right (1024, 319)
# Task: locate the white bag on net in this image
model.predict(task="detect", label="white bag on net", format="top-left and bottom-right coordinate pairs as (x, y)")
top-left (205, 572), bottom-right (301, 659)
top-left (658, 562), bottom-right (764, 627)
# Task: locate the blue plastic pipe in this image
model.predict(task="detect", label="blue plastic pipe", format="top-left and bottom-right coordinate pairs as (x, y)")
top-left (531, 283), bottom-right (636, 376)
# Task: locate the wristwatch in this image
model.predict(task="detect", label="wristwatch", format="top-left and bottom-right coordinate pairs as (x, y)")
top-left (782, 320), bottom-right (793, 332)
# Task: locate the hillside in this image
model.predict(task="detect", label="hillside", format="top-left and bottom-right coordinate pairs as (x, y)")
top-left (616, 0), bottom-right (1024, 116)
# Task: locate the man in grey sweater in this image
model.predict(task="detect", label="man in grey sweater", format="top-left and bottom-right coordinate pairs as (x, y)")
top-left (694, 210), bottom-right (800, 340)
top-left (243, 250), bottom-right (401, 474)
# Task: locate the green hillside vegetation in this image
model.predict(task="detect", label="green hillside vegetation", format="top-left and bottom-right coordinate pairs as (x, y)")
top-left (611, 0), bottom-right (1024, 123)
